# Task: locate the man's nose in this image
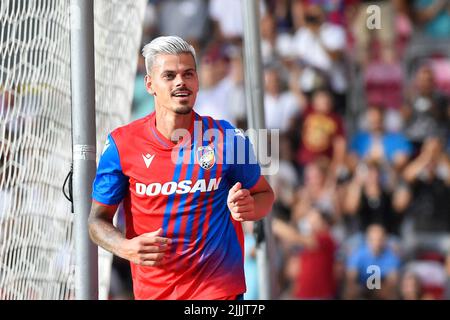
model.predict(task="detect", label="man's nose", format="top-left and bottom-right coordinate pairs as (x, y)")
top-left (174, 74), bottom-right (185, 87)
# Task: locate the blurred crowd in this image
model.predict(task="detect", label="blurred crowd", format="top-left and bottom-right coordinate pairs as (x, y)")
top-left (110, 0), bottom-right (450, 300)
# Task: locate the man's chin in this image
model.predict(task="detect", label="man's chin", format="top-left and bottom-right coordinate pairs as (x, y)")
top-left (174, 105), bottom-right (193, 115)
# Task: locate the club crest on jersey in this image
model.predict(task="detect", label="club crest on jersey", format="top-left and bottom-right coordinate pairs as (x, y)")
top-left (197, 145), bottom-right (215, 170)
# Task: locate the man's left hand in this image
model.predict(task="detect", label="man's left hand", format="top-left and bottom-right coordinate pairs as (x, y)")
top-left (227, 182), bottom-right (255, 222)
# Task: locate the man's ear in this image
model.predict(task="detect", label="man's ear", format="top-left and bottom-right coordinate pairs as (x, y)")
top-left (145, 75), bottom-right (155, 96)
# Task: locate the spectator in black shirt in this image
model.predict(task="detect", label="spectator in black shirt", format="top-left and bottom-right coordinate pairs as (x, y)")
top-left (344, 160), bottom-right (411, 237)
top-left (403, 138), bottom-right (450, 234)
top-left (402, 64), bottom-right (448, 155)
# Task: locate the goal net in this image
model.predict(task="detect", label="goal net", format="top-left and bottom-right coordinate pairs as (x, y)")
top-left (0, 0), bottom-right (147, 299)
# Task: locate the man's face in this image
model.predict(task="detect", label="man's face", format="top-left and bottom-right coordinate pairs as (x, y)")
top-left (304, 4), bottom-right (324, 29)
top-left (260, 14), bottom-right (275, 40)
top-left (367, 108), bottom-right (383, 132)
top-left (366, 165), bottom-right (380, 186)
top-left (416, 67), bottom-right (434, 96)
top-left (367, 225), bottom-right (386, 255)
top-left (304, 163), bottom-right (325, 188)
top-left (312, 92), bottom-right (332, 114)
top-left (264, 69), bottom-right (279, 95)
top-left (146, 53), bottom-right (199, 115)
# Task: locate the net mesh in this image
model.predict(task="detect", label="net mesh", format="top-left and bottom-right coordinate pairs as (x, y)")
top-left (0, 0), bottom-right (146, 299)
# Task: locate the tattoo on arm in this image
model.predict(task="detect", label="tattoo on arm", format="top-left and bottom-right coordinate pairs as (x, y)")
top-left (88, 202), bottom-right (127, 258)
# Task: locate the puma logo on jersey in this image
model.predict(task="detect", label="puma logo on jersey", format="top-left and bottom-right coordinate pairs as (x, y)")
top-left (135, 178), bottom-right (222, 196)
top-left (142, 153), bottom-right (155, 168)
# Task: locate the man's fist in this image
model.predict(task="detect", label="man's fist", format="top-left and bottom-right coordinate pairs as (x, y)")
top-left (227, 182), bottom-right (255, 222)
top-left (121, 228), bottom-right (172, 267)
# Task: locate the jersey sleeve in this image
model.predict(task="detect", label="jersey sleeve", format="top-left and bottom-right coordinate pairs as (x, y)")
top-left (222, 121), bottom-right (261, 190)
top-left (92, 134), bottom-right (129, 205)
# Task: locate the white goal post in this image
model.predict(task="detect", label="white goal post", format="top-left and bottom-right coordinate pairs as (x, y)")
top-left (0, 0), bottom-right (147, 299)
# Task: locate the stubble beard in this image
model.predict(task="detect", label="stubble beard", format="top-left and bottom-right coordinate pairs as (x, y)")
top-left (173, 98), bottom-right (194, 115)
top-left (174, 104), bottom-right (192, 115)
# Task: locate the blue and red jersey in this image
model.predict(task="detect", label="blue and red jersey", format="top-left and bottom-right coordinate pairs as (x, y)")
top-left (92, 111), bottom-right (261, 300)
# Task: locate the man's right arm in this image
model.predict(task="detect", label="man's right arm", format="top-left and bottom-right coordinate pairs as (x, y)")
top-left (90, 134), bottom-right (172, 266)
top-left (88, 201), bottom-right (126, 259)
top-left (88, 201), bottom-right (171, 266)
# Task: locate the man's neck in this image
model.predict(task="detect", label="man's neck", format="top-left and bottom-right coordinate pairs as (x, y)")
top-left (155, 107), bottom-right (193, 143)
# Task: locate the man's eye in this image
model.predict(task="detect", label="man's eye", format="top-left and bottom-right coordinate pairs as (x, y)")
top-left (163, 74), bottom-right (175, 80)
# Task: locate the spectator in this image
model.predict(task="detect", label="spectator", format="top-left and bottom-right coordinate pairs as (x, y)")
top-left (349, 106), bottom-right (412, 172)
top-left (272, 207), bottom-right (337, 299)
top-left (403, 258), bottom-right (447, 299)
top-left (270, 0), bottom-right (294, 32)
top-left (156, 0), bottom-right (209, 52)
top-left (312, 0), bottom-right (352, 28)
top-left (263, 66), bottom-right (304, 132)
top-left (291, 0), bottom-right (306, 32)
top-left (344, 160), bottom-right (410, 237)
top-left (260, 13), bottom-right (296, 65)
top-left (344, 224), bottom-right (401, 299)
top-left (272, 133), bottom-right (300, 222)
top-left (291, 3), bottom-right (348, 113)
top-left (351, 0), bottom-right (395, 67)
top-left (402, 64), bottom-right (448, 154)
top-left (292, 158), bottom-right (342, 224)
top-left (399, 270), bottom-right (426, 300)
top-left (295, 89), bottom-right (346, 176)
top-left (392, 0), bottom-right (414, 57)
top-left (194, 43), bottom-right (244, 125)
top-left (140, 2), bottom-right (158, 45)
top-left (223, 45), bottom-right (247, 127)
top-left (402, 138), bottom-right (450, 240)
top-left (209, 0), bottom-right (266, 44)
top-left (412, 0), bottom-right (450, 39)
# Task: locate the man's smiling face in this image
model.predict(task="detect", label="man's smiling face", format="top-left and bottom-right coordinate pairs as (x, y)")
top-left (145, 53), bottom-right (199, 115)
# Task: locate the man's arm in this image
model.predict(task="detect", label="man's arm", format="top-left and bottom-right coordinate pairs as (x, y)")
top-left (402, 143), bottom-right (434, 183)
top-left (227, 176), bottom-right (275, 222)
top-left (378, 272), bottom-right (399, 299)
top-left (271, 218), bottom-right (317, 249)
top-left (343, 269), bottom-right (361, 300)
top-left (415, 0), bottom-right (448, 24)
top-left (88, 201), bottom-right (171, 266)
top-left (392, 184), bottom-right (411, 213)
top-left (344, 179), bottom-right (363, 215)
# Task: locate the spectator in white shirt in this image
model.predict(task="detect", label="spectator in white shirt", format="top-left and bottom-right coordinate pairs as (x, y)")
top-left (264, 66), bottom-right (304, 132)
top-left (195, 43), bottom-right (245, 126)
top-left (209, 0), bottom-right (266, 44)
top-left (291, 3), bottom-right (348, 114)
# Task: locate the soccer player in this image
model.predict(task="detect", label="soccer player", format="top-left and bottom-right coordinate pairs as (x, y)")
top-left (88, 36), bottom-right (275, 300)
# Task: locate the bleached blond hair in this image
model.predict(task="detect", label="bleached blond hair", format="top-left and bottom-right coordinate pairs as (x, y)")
top-left (142, 36), bottom-right (197, 74)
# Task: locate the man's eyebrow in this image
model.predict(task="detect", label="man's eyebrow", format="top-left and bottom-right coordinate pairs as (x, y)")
top-left (160, 68), bottom-right (196, 75)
